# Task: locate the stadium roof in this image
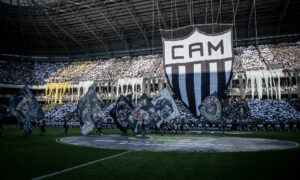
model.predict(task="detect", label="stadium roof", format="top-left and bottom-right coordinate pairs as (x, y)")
top-left (0, 0), bottom-right (299, 59)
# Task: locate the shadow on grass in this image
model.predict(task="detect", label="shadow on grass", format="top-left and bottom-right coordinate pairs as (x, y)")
top-left (1, 128), bottom-right (300, 180)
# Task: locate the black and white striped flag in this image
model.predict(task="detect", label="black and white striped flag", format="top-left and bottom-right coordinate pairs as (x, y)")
top-left (162, 25), bottom-right (233, 116)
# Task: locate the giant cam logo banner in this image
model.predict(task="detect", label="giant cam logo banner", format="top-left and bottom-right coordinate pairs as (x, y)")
top-left (162, 26), bottom-right (233, 116)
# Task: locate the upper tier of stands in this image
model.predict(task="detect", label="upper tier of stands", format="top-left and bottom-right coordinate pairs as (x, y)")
top-left (0, 42), bottom-right (299, 85)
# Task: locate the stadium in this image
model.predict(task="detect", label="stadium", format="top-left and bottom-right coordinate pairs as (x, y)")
top-left (0, 0), bottom-right (300, 179)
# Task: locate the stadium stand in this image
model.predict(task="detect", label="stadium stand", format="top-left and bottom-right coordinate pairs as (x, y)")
top-left (0, 42), bottom-right (299, 85)
top-left (82, 55), bottom-right (164, 80)
top-left (234, 46), bottom-right (264, 70)
top-left (0, 42), bottom-right (300, 131)
top-left (0, 60), bottom-right (35, 84)
top-left (34, 61), bottom-right (69, 83)
top-left (55, 61), bottom-right (98, 81)
top-left (39, 97), bottom-right (299, 132)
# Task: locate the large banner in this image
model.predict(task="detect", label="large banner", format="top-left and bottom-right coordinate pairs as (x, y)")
top-left (162, 25), bottom-right (233, 116)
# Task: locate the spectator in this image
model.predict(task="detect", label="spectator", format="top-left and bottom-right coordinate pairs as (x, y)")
top-left (160, 121), bottom-right (164, 136)
top-left (40, 121), bottom-right (46, 136)
top-left (0, 119), bottom-right (3, 138)
top-left (63, 120), bottom-right (68, 135)
top-left (95, 121), bottom-right (103, 135)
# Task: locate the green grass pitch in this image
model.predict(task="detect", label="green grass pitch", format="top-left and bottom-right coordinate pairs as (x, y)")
top-left (0, 128), bottom-right (300, 180)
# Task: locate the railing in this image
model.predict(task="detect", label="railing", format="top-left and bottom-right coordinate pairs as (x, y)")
top-left (1, 68), bottom-right (299, 101)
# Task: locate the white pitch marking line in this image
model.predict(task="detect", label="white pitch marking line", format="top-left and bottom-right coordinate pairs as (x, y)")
top-left (94, 140), bottom-right (117, 142)
top-left (32, 151), bottom-right (131, 180)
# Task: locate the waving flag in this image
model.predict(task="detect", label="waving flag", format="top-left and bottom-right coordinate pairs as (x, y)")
top-left (110, 95), bottom-right (134, 133)
top-left (77, 86), bottom-right (102, 135)
top-left (128, 94), bottom-right (157, 134)
top-left (152, 88), bottom-right (180, 127)
top-left (9, 86), bottom-right (44, 135)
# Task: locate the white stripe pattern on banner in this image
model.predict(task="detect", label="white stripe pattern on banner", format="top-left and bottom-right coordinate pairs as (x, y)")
top-left (178, 66), bottom-right (189, 106)
top-left (209, 62), bottom-right (218, 95)
top-left (225, 60), bottom-right (232, 83)
top-left (194, 63), bottom-right (202, 116)
top-left (166, 67), bottom-right (173, 88)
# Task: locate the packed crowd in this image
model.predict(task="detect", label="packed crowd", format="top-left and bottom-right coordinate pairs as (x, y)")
top-left (82, 55), bottom-right (164, 80)
top-left (34, 61), bottom-right (68, 83)
top-left (40, 97), bottom-right (300, 132)
top-left (259, 42), bottom-right (300, 68)
top-left (258, 45), bottom-right (275, 65)
top-left (0, 60), bottom-right (35, 84)
top-left (234, 46), bottom-right (264, 70)
top-left (0, 55), bottom-right (164, 84)
top-left (173, 99), bottom-right (199, 130)
top-left (168, 99), bottom-right (300, 131)
top-left (222, 99), bottom-right (249, 123)
top-left (44, 103), bottom-right (79, 128)
top-left (56, 60), bottom-right (98, 81)
top-left (0, 42), bottom-right (299, 85)
top-left (247, 99), bottom-right (300, 123)
top-left (43, 102), bottom-right (117, 128)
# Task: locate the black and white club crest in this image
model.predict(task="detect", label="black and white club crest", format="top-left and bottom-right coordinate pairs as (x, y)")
top-left (162, 25), bottom-right (234, 116)
top-left (199, 92), bottom-right (223, 122)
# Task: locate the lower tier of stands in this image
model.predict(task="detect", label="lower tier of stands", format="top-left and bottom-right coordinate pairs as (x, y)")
top-left (2, 98), bottom-right (299, 132)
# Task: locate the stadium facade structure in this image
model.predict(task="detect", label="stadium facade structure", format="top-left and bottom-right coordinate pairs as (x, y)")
top-left (1, 0), bottom-right (300, 58)
top-left (0, 68), bottom-right (299, 103)
top-left (0, 0), bottom-right (300, 102)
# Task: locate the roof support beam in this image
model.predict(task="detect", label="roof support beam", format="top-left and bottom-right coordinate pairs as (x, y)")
top-left (31, 0), bottom-right (87, 52)
top-left (16, 0), bottom-right (27, 53)
top-left (23, 0), bottom-right (48, 54)
top-left (41, 19), bottom-right (70, 54)
top-left (66, 0), bottom-right (109, 53)
top-left (215, 0), bottom-right (222, 24)
top-left (186, 0), bottom-right (194, 26)
top-left (277, 0), bottom-right (290, 34)
top-left (93, 0), bottom-right (129, 51)
top-left (44, 0), bottom-right (66, 21)
top-left (154, 0), bottom-right (169, 29)
top-left (247, 0), bottom-right (255, 38)
top-left (122, 0), bottom-right (150, 48)
top-left (3, 0), bottom-right (12, 28)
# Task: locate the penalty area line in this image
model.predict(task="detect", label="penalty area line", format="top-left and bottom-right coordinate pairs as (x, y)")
top-left (32, 151), bottom-right (132, 180)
